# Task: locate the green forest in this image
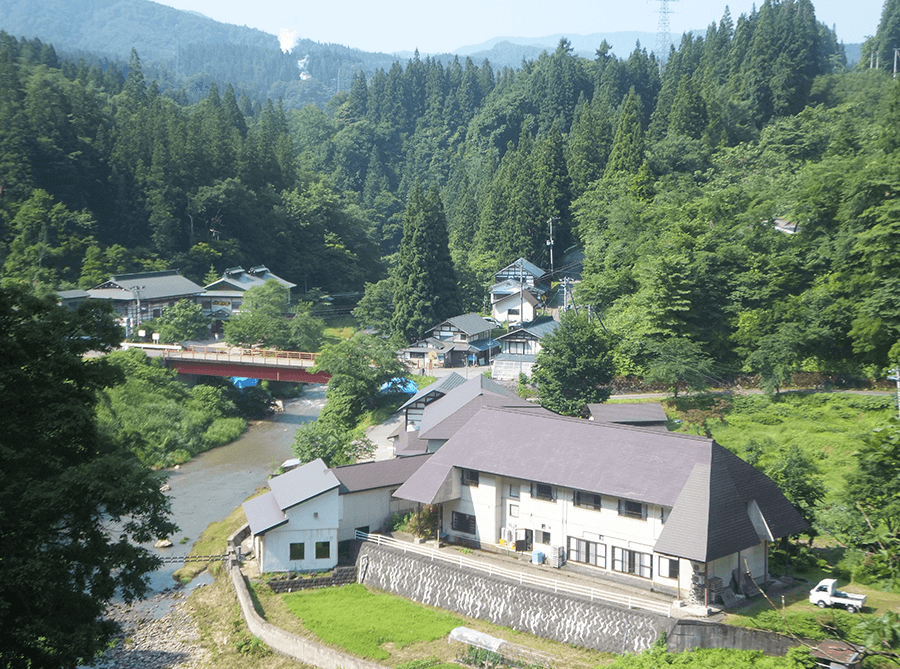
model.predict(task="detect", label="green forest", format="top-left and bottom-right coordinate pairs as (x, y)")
top-left (3, 0), bottom-right (900, 382)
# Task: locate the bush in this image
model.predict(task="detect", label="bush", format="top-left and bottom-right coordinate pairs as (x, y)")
top-left (203, 417), bottom-right (247, 447)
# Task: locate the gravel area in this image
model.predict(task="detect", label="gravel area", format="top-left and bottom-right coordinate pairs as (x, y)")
top-left (81, 588), bottom-right (211, 669)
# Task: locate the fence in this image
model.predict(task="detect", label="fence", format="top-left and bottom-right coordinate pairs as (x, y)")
top-left (156, 553), bottom-right (229, 564)
top-left (354, 531), bottom-right (672, 617)
top-left (163, 346), bottom-right (318, 366)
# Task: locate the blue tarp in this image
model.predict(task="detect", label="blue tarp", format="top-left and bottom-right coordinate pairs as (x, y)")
top-left (231, 376), bottom-right (259, 389)
top-left (379, 377), bottom-right (418, 394)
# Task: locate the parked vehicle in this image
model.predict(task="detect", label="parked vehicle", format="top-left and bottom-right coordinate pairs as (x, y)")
top-left (809, 578), bottom-right (867, 613)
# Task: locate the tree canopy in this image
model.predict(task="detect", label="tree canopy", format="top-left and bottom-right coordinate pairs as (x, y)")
top-left (0, 286), bottom-right (176, 668)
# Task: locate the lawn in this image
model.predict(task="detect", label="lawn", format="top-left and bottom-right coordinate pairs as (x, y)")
top-left (322, 315), bottom-right (358, 345)
top-left (667, 392), bottom-right (895, 495)
top-left (281, 584), bottom-right (462, 660)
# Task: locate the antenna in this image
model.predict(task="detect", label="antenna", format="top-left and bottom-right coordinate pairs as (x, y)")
top-left (653, 0), bottom-right (679, 65)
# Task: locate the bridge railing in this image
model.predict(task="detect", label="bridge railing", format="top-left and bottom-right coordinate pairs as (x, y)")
top-left (354, 531), bottom-right (672, 617)
top-left (163, 346), bottom-right (318, 366)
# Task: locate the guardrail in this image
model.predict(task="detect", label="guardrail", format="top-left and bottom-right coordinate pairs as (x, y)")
top-left (163, 346), bottom-right (318, 366)
top-left (354, 531), bottom-right (671, 617)
top-left (156, 553), bottom-right (229, 564)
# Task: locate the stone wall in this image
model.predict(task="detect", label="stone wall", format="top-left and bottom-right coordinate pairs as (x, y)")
top-left (356, 542), bottom-right (675, 654)
top-left (667, 620), bottom-right (800, 656)
top-left (226, 557), bottom-right (388, 669)
top-left (267, 566), bottom-right (358, 594)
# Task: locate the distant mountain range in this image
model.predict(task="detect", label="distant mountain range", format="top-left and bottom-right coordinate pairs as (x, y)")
top-left (2, 0), bottom-right (861, 108)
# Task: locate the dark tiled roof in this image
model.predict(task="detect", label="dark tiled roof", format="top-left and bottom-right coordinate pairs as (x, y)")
top-left (497, 316), bottom-right (559, 341)
top-left (397, 372), bottom-right (466, 411)
top-left (90, 270), bottom-right (204, 301)
top-left (432, 313), bottom-right (494, 336)
top-left (332, 454), bottom-right (431, 493)
top-left (242, 492), bottom-right (287, 535)
top-left (587, 402), bottom-right (668, 424)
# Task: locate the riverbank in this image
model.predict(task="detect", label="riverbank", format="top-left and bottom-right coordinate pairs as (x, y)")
top-left (83, 588), bottom-right (210, 669)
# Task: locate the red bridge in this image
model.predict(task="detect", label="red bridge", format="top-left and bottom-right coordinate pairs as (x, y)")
top-left (161, 346), bottom-right (331, 384)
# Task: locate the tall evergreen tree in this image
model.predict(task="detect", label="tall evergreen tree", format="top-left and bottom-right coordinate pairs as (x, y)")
top-left (604, 89), bottom-right (645, 178)
top-left (391, 184), bottom-right (460, 341)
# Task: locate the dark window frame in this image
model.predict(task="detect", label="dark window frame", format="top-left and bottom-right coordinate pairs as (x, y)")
top-left (451, 511), bottom-right (477, 535)
top-left (315, 541), bottom-right (331, 560)
top-left (612, 546), bottom-right (652, 578)
top-left (531, 482), bottom-right (555, 502)
top-left (659, 555), bottom-right (679, 579)
top-left (289, 542), bottom-right (305, 561)
top-left (618, 498), bottom-right (645, 520)
top-left (509, 483), bottom-right (520, 498)
top-left (461, 469), bottom-right (479, 487)
top-left (574, 490), bottom-right (603, 510)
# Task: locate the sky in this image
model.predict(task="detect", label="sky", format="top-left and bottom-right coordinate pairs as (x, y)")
top-left (152, 0), bottom-right (884, 54)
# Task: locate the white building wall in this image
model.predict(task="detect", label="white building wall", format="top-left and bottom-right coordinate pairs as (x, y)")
top-left (257, 490), bottom-right (339, 573)
top-left (337, 488), bottom-right (418, 542)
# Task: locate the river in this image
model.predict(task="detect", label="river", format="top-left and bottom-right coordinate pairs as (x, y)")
top-left (142, 385), bottom-right (326, 596)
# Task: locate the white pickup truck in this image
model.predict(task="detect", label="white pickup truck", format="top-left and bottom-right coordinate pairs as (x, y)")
top-left (809, 578), bottom-right (867, 613)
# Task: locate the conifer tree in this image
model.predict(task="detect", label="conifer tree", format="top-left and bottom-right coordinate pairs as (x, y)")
top-left (391, 184), bottom-right (460, 341)
top-left (604, 89), bottom-right (645, 178)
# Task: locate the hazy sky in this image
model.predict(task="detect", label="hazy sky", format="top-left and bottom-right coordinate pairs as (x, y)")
top-left (152, 0), bottom-right (883, 54)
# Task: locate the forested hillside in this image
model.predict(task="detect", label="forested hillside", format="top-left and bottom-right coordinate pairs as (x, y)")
top-left (2, 0), bottom-right (899, 381)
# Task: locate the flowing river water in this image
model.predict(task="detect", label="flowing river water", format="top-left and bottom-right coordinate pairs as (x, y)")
top-left (141, 385), bottom-right (326, 600)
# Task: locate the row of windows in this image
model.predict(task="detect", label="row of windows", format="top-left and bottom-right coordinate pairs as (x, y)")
top-left (463, 471), bottom-right (651, 520)
top-left (567, 536), bottom-right (679, 580)
top-left (288, 541), bottom-right (331, 561)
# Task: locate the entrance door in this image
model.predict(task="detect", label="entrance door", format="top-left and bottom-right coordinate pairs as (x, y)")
top-left (516, 529), bottom-right (533, 552)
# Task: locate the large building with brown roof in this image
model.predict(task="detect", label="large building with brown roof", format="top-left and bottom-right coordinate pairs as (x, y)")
top-left (393, 406), bottom-right (807, 602)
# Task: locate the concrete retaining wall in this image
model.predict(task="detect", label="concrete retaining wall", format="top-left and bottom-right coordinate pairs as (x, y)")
top-left (356, 542), bottom-right (675, 654)
top-left (667, 620), bottom-right (800, 655)
top-left (267, 566), bottom-right (358, 594)
top-left (226, 558), bottom-right (388, 669)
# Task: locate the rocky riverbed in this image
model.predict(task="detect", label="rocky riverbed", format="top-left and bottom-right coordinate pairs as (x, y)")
top-left (82, 588), bottom-right (211, 669)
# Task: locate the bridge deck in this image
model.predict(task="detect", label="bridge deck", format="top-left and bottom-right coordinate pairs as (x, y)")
top-left (163, 346), bottom-right (317, 367)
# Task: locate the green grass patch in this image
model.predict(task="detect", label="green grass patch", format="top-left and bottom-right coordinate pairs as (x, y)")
top-left (281, 584), bottom-right (461, 660)
top-left (415, 375), bottom-right (438, 388)
top-left (322, 315), bottom-right (359, 344)
top-left (668, 392), bottom-right (895, 495)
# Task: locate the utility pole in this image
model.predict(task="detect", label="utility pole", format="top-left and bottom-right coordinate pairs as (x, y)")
top-left (518, 258), bottom-right (524, 327)
top-left (889, 368), bottom-right (900, 421)
top-left (894, 48), bottom-right (899, 77)
top-left (546, 217), bottom-right (558, 276)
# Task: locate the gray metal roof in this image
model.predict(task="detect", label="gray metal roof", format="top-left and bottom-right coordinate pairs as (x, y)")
top-left (430, 313), bottom-right (495, 336)
top-left (394, 407), bottom-right (807, 558)
top-left (496, 258), bottom-right (546, 280)
top-left (496, 316), bottom-right (559, 341)
top-left (205, 266), bottom-right (296, 291)
top-left (418, 375), bottom-right (526, 439)
top-left (587, 402), bottom-right (669, 424)
top-left (89, 271), bottom-right (204, 301)
top-left (243, 458), bottom-right (340, 535)
top-left (397, 372), bottom-right (466, 411)
top-left (332, 454), bottom-right (431, 493)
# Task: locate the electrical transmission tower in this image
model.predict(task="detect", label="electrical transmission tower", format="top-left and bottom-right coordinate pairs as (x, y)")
top-left (654, 0), bottom-right (678, 66)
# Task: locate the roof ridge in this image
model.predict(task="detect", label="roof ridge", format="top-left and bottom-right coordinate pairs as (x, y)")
top-left (476, 405), bottom-right (713, 441)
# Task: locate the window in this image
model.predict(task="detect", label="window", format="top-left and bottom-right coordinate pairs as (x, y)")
top-left (509, 504), bottom-right (519, 518)
top-left (507, 341), bottom-right (526, 355)
top-left (574, 491), bottom-right (602, 510)
top-left (451, 511), bottom-right (476, 535)
top-left (659, 556), bottom-right (679, 579)
top-left (315, 541), bottom-right (331, 560)
top-left (618, 499), bottom-right (645, 519)
top-left (612, 547), bottom-right (652, 578)
top-left (568, 537), bottom-right (607, 568)
top-left (538, 530), bottom-right (551, 544)
top-left (508, 483), bottom-right (520, 498)
top-left (289, 543), bottom-right (305, 561)
top-left (461, 469), bottom-right (479, 486)
top-left (531, 482), bottom-right (554, 502)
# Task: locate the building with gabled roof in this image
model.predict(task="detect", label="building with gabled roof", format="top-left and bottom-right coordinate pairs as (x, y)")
top-left (401, 314), bottom-right (500, 369)
top-left (200, 266), bottom-right (296, 321)
top-left (87, 270), bottom-right (205, 336)
top-left (243, 456), bottom-right (431, 572)
top-left (491, 316), bottom-right (560, 380)
top-left (392, 406), bottom-right (807, 602)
